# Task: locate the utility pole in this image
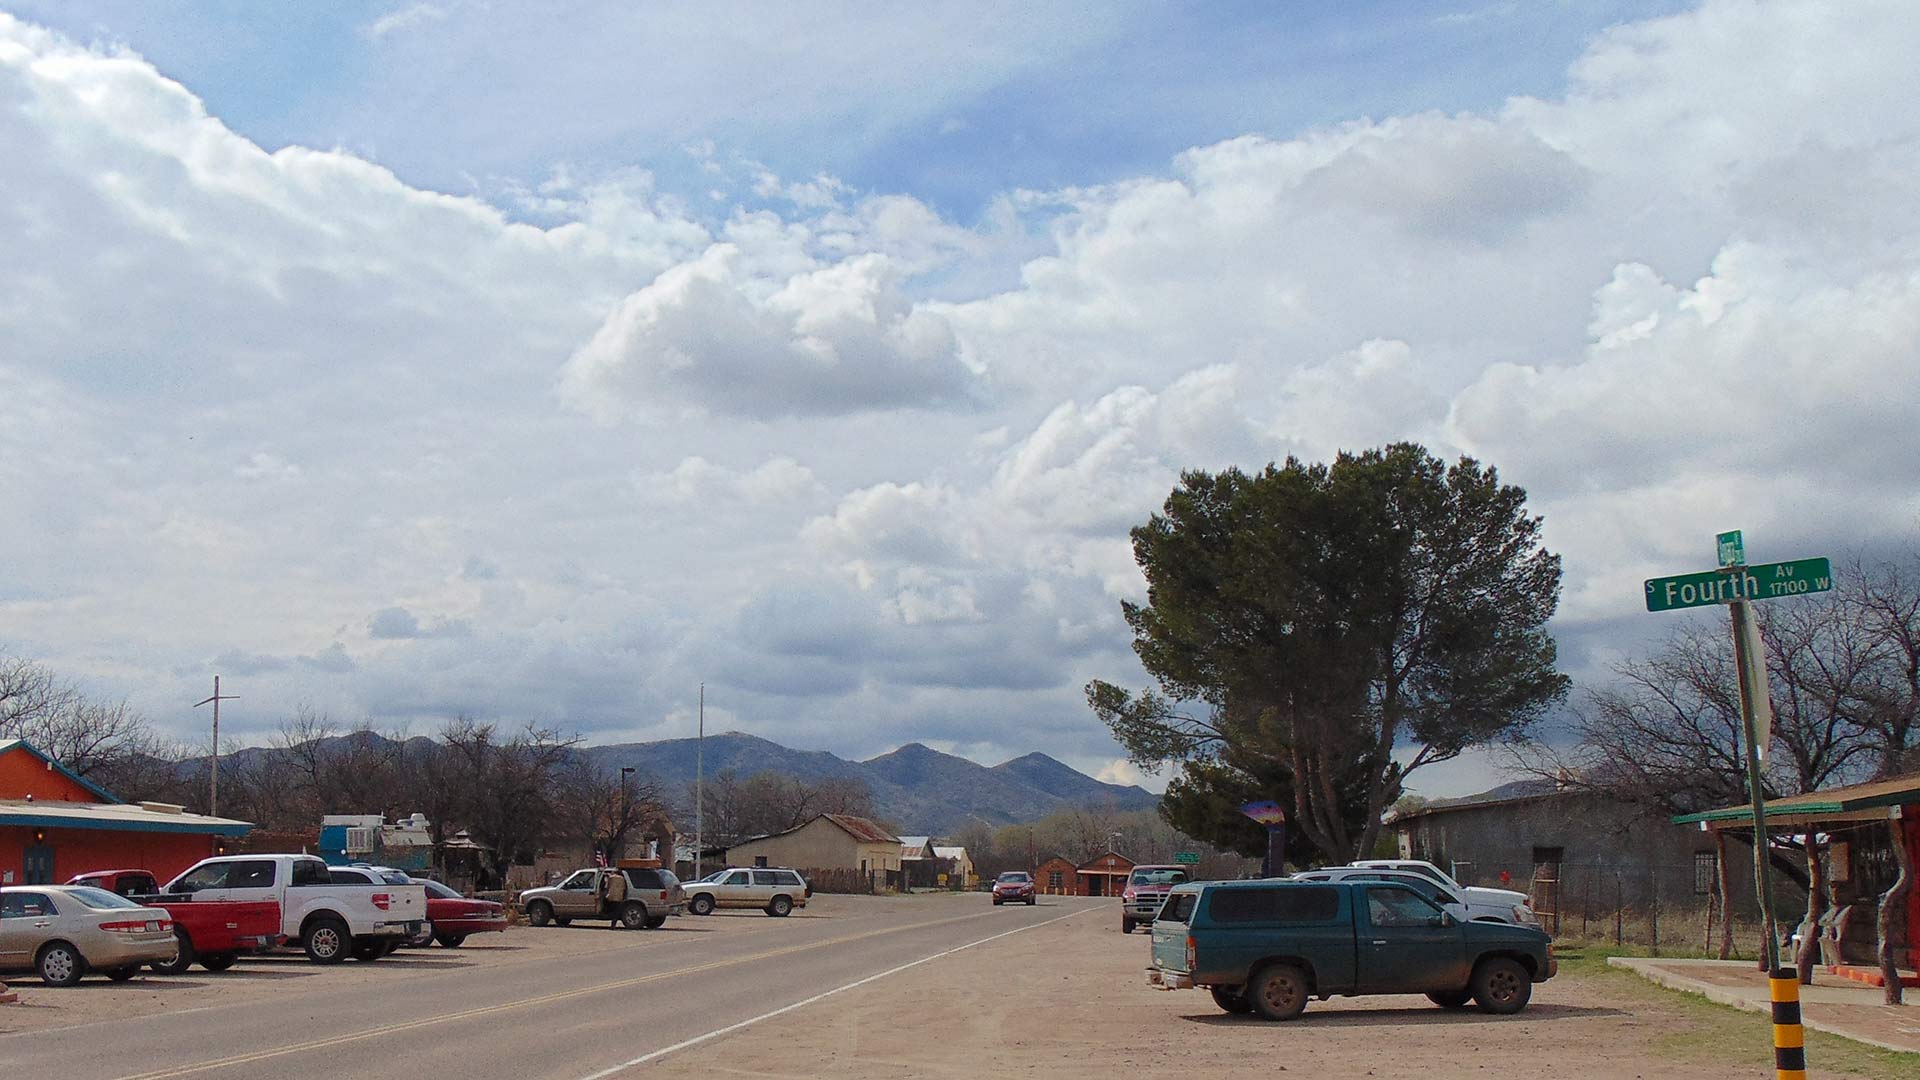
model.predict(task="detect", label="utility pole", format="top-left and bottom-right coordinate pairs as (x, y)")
top-left (702, 684), bottom-right (710, 880)
top-left (620, 766), bottom-right (635, 863)
top-left (194, 675), bottom-right (238, 817)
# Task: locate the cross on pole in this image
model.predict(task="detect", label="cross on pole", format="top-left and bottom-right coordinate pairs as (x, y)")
top-left (194, 675), bottom-right (238, 817)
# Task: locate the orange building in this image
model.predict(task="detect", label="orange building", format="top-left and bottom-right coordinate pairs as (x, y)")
top-left (0, 739), bottom-right (252, 886)
top-left (1076, 850), bottom-right (1135, 897)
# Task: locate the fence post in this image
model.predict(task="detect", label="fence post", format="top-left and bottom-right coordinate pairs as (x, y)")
top-left (1648, 866), bottom-right (1660, 956)
top-left (1614, 871), bottom-right (1624, 948)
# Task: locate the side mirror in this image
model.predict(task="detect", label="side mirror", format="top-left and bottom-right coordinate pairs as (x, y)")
top-left (1434, 912), bottom-right (1457, 928)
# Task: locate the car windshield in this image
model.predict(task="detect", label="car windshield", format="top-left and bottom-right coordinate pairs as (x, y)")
top-left (997, 873), bottom-right (1030, 883)
top-left (63, 886), bottom-right (145, 910)
top-left (376, 870), bottom-right (413, 885)
top-left (1129, 869), bottom-right (1188, 886)
top-left (417, 879), bottom-right (461, 899)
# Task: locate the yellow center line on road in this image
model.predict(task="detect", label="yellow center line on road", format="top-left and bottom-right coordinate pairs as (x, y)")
top-left (110, 905), bottom-right (1046, 1080)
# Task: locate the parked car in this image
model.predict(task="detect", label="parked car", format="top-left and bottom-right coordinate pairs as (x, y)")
top-left (1145, 879), bottom-right (1554, 1021)
top-left (1, 885), bottom-right (178, 985)
top-left (67, 869), bottom-right (283, 975)
top-left (329, 865), bottom-right (433, 950)
top-left (1293, 867), bottom-right (1535, 925)
top-left (412, 878), bottom-right (507, 947)
top-left (680, 867), bottom-right (808, 917)
top-left (1344, 860), bottom-right (1539, 926)
top-left (1120, 865), bottom-right (1190, 933)
top-left (163, 854), bottom-right (426, 964)
top-left (520, 867), bottom-right (687, 928)
top-left (991, 871), bottom-right (1036, 906)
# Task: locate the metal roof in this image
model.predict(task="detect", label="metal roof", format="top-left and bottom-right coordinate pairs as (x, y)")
top-left (821, 814), bottom-right (900, 844)
top-left (0, 798), bottom-right (253, 836)
top-left (1673, 770), bottom-right (1920, 825)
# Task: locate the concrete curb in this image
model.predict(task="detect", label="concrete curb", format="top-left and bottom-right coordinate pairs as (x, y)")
top-left (1607, 956), bottom-right (1917, 1054)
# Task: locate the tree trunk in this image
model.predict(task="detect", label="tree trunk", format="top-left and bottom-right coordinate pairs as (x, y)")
top-left (1715, 830), bottom-right (1734, 960)
top-left (1878, 816), bottom-right (1913, 1006)
top-left (1795, 835), bottom-right (1827, 984)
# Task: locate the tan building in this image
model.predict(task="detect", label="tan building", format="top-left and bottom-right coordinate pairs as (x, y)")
top-left (721, 814), bottom-right (904, 893)
top-left (932, 845), bottom-right (977, 889)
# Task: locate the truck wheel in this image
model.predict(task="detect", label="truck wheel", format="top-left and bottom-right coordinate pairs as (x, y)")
top-left (303, 918), bottom-right (351, 964)
top-left (199, 954), bottom-right (237, 972)
top-left (106, 965), bottom-right (140, 982)
top-left (689, 894), bottom-right (715, 916)
top-left (153, 928), bottom-right (196, 976)
top-left (37, 942), bottom-right (86, 986)
top-left (1426, 990), bottom-right (1472, 1009)
top-left (1210, 986), bottom-right (1254, 1014)
top-left (526, 901), bottom-right (554, 927)
top-left (1471, 957), bottom-right (1532, 1014)
top-left (992, 897), bottom-right (1002, 906)
top-left (644, 915), bottom-right (667, 929)
top-left (1247, 963), bottom-right (1310, 1022)
top-left (352, 940), bottom-right (387, 961)
top-left (768, 895), bottom-right (793, 917)
top-left (435, 933), bottom-right (467, 948)
top-left (1121, 917), bottom-right (1135, 934)
top-left (621, 902), bottom-right (648, 929)
top-left (1026, 897), bottom-right (1036, 906)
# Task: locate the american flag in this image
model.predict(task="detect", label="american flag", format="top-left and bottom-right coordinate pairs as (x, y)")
top-left (594, 849), bottom-right (608, 868)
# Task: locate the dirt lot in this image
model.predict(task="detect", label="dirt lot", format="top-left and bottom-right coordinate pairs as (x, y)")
top-left (640, 903), bottom-right (1917, 1080)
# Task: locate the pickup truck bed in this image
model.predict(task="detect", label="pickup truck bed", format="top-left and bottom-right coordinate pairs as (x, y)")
top-left (137, 896), bottom-right (284, 974)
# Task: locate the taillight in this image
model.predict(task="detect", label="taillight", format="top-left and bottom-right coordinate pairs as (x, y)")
top-left (658, 891), bottom-right (667, 900)
top-left (100, 919), bottom-right (168, 933)
top-left (371, 893), bottom-right (391, 911)
top-left (1185, 935), bottom-right (1197, 972)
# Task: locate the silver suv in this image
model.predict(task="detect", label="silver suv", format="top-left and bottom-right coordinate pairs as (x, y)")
top-left (682, 867), bottom-right (810, 917)
top-left (519, 868), bottom-right (685, 929)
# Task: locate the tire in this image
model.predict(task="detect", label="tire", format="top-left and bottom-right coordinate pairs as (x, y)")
top-left (620, 902), bottom-right (649, 929)
top-left (689, 894), bottom-right (715, 916)
top-left (1121, 917), bottom-right (1135, 934)
top-left (153, 928), bottom-right (196, 976)
top-left (1246, 963), bottom-right (1311, 1022)
top-left (992, 897), bottom-right (1002, 906)
top-left (1026, 897), bottom-right (1036, 906)
top-left (526, 901), bottom-right (554, 927)
top-left (768, 895), bottom-right (793, 917)
top-left (37, 942), bottom-right (85, 987)
top-left (1471, 957), bottom-right (1532, 1014)
top-left (1426, 989), bottom-right (1473, 1009)
top-left (303, 917), bottom-right (351, 964)
top-left (554, 917), bottom-right (572, 927)
top-left (644, 915), bottom-right (667, 930)
top-left (435, 933), bottom-right (467, 948)
top-left (199, 953), bottom-right (237, 972)
top-left (1210, 985), bottom-right (1254, 1014)
top-left (352, 939), bottom-right (387, 961)
top-left (106, 965), bottom-right (140, 983)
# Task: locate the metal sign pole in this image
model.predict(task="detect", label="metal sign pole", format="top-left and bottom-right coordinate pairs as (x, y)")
top-left (1728, 593), bottom-right (1779, 973)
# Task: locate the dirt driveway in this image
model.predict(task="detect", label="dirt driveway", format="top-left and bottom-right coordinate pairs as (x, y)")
top-left (641, 901), bottom-right (1911, 1080)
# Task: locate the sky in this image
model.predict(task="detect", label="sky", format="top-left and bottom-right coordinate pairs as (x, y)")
top-left (3, 0), bottom-right (1918, 799)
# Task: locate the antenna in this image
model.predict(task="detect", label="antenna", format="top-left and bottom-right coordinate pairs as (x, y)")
top-left (194, 675), bottom-right (239, 817)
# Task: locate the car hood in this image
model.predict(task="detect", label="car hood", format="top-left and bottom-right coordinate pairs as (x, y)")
top-left (1461, 885), bottom-right (1529, 906)
top-left (1461, 919), bottom-right (1552, 947)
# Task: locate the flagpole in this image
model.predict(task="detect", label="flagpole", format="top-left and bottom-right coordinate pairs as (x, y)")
top-left (695, 683), bottom-right (704, 880)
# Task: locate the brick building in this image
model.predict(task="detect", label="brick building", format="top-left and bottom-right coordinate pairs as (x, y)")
top-left (1035, 855), bottom-right (1076, 895)
top-left (1076, 850), bottom-right (1134, 897)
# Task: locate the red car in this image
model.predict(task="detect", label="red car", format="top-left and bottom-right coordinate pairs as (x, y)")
top-left (413, 878), bottom-right (507, 947)
top-left (991, 871), bottom-right (1037, 905)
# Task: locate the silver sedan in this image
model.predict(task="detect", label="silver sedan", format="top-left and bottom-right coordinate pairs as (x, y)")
top-left (1, 885), bottom-right (178, 985)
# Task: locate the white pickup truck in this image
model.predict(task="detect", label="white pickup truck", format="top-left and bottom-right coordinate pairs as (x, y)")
top-left (163, 853), bottom-right (428, 963)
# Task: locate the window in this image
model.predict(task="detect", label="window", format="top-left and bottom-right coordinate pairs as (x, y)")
top-left (1048, 871), bottom-right (1064, 890)
top-left (1207, 886), bottom-right (1339, 924)
top-left (1366, 887), bottom-right (1443, 928)
top-left (1531, 846), bottom-right (1565, 868)
top-left (628, 870), bottom-right (660, 889)
top-left (291, 859), bottom-right (333, 887)
top-left (174, 862), bottom-right (231, 893)
top-left (1693, 851), bottom-right (1717, 896)
top-left (1128, 868), bottom-right (1190, 887)
top-left (1354, 873), bottom-right (1451, 906)
top-left (421, 879), bottom-right (461, 900)
top-left (752, 871), bottom-right (779, 886)
top-left (65, 887), bottom-right (144, 910)
top-left (753, 856), bottom-right (769, 868)
top-left (725, 871), bottom-right (750, 886)
top-left (330, 869), bottom-right (374, 885)
top-left (1160, 893), bottom-right (1199, 925)
top-left (658, 870), bottom-right (681, 888)
top-left (775, 872), bottom-right (803, 886)
top-left (560, 871), bottom-right (595, 891)
top-left (2, 892), bottom-right (58, 918)
top-left (230, 861), bottom-right (277, 888)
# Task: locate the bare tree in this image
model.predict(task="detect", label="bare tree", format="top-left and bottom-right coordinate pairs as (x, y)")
top-left (556, 760), bottom-right (665, 863)
top-left (0, 654), bottom-right (78, 735)
top-left (441, 716), bottom-right (579, 885)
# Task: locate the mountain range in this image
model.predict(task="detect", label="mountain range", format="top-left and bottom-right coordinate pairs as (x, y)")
top-left (578, 732), bottom-right (1157, 833)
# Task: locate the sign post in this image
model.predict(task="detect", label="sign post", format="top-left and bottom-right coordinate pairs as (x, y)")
top-left (1238, 801), bottom-right (1288, 878)
top-left (1643, 531), bottom-right (1831, 978)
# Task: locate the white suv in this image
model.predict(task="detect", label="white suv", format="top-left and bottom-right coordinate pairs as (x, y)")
top-left (683, 868), bottom-right (810, 917)
top-left (1335, 859), bottom-right (1538, 925)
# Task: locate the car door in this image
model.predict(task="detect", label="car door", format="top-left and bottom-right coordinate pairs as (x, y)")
top-left (750, 870), bottom-right (784, 905)
top-left (717, 870), bottom-right (753, 908)
top-left (554, 871), bottom-right (599, 917)
top-left (1356, 885), bottom-right (1468, 994)
top-left (0, 891), bottom-right (59, 968)
top-left (217, 858), bottom-right (280, 905)
top-left (1350, 873), bottom-right (1472, 924)
top-left (168, 860), bottom-right (233, 898)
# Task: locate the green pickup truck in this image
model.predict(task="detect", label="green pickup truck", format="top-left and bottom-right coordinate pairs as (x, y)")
top-left (1146, 879), bottom-right (1555, 1021)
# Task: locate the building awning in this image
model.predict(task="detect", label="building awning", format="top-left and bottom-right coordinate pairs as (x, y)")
top-left (0, 800), bottom-right (253, 837)
top-left (1673, 771), bottom-right (1920, 827)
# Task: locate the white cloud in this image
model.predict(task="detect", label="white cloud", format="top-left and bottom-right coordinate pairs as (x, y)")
top-left (366, 3), bottom-right (448, 40)
top-left (635, 455), bottom-right (824, 505)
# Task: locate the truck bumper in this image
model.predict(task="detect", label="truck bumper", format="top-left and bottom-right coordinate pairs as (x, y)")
top-left (1542, 957), bottom-right (1557, 980)
top-left (1145, 966), bottom-right (1194, 991)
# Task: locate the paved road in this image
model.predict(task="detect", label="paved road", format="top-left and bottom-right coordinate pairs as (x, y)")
top-left (3, 893), bottom-right (1097, 1080)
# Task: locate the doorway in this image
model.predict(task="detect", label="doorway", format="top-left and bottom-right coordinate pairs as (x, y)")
top-left (23, 843), bottom-right (54, 885)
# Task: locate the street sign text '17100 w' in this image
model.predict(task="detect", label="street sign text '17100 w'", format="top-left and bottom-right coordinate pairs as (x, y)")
top-left (1643, 557), bottom-right (1833, 612)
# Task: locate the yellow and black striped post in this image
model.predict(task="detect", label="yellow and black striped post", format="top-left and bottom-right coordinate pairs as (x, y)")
top-left (1769, 967), bottom-right (1806, 1079)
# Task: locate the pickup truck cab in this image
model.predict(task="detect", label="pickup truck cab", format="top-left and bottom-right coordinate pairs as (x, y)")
top-left (1146, 880), bottom-right (1554, 1021)
top-left (1120, 865), bottom-right (1190, 933)
top-left (1294, 867), bottom-right (1535, 925)
top-left (164, 854), bottom-right (426, 964)
top-left (66, 870), bottom-right (283, 974)
top-left (1345, 859), bottom-right (1539, 926)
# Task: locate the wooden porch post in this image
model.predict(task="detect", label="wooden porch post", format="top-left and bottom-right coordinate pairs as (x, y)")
top-left (1794, 832), bottom-right (1826, 984)
top-left (1878, 811), bottom-right (1913, 1006)
top-left (1715, 829), bottom-right (1735, 960)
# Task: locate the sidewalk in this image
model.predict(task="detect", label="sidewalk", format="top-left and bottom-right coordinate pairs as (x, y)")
top-left (1610, 957), bottom-right (1920, 1053)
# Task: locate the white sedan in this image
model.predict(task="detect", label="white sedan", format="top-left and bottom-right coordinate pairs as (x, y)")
top-left (1, 885), bottom-right (178, 985)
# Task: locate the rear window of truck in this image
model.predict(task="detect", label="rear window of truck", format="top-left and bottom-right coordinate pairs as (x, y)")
top-left (1206, 886), bottom-right (1340, 924)
top-left (1159, 893), bottom-right (1199, 924)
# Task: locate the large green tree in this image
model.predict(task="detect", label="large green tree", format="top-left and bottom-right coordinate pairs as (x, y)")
top-left (1088, 444), bottom-right (1568, 863)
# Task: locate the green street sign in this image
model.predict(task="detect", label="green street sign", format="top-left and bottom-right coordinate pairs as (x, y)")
top-left (1644, 557), bottom-right (1833, 612)
top-left (1173, 851), bottom-right (1200, 864)
top-left (1716, 530), bottom-right (1744, 568)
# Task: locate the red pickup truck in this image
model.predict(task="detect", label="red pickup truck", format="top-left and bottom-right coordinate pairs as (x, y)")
top-left (66, 870), bottom-right (285, 974)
